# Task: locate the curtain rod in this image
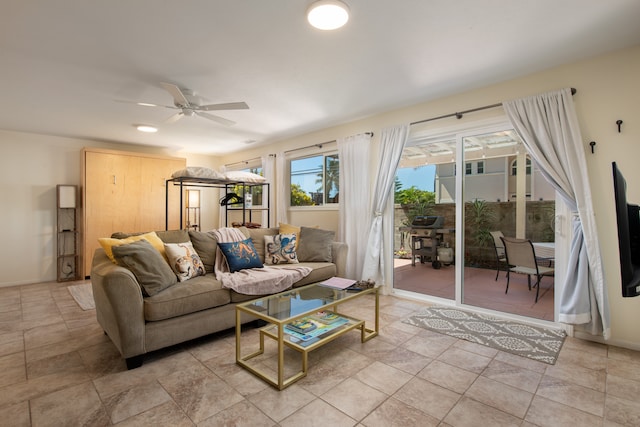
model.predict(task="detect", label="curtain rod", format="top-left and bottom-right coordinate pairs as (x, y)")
top-left (224, 156), bottom-right (262, 168)
top-left (284, 132), bottom-right (374, 154)
top-left (410, 88), bottom-right (577, 126)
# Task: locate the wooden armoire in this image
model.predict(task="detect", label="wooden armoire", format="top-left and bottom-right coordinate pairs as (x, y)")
top-left (81, 148), bottom-right (186, 278)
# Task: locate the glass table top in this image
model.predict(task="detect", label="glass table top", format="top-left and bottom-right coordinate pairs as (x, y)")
top-left (237, 283), bottom-right (374, 322)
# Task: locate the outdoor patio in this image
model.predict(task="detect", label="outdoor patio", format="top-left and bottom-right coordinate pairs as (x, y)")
top-left (393, 258), bottom-right (555, 321)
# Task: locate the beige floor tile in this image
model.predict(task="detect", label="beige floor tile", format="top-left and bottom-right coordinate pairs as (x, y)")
top-left (0, 401), bottom-right (30, 427)
top-left (436, 346), bottom-right (492, 374)
top-left (607, 357), bottom-right (640, 383)
top-left (556, 346), bottom-right (608, 370)
top-left (248, 384), bottom-right (315, 422)
top-left (0, 351), bottom-right (26, 388)
top-left (482, 359), bottom-right (542, 393)
top-left (353, 360), bottom-right (413, 395)
top-left (607, 345), bottom-right (640, 363)
top-left (157, 364), bottom-right (244, 423)
top-left (465, 376), bottom-right (533, 418)
top-left (604, 394), bottom-right (640, 427)
top-left (29, 381), bottom-right (110, 427)
top-left (0, 370), bottom-right (90, 408)
top-left (280, 398), bottom-right (355, 427)
top-left (417, 359), bottom-right (478, 394)
top-left (103, 380), bottom-right (172, 424)
top-left (374, 346), bottom-right (432, 375)
top-left (361, 396), bottom-right (439, 427)
top-left (26, 350), bottom-right (87, 379)
top-left (443, 395), bottom-right (522, 427)
top-left (401, 331), bottom-right (456, 359)
top-left (452, 338), bottom-right (500, 358)
top-left (114, 400), bottom-right (195, 427)
top-left (493, 350), bottom-right (548, 374)
top-left (536, 375), bottom-right (605, 417)
top-left (198, 400), bottom-right (275, 427)
top-left (320, 377), bottom-right (388, 421)
top-left (393, 377), bottom-right (460, 420)
top-left (606, 374), bottom-right (640, 401)
top-left (544, 359), bottom-right (606, 392)
top-left (524, 395), bottom-right (603, 427)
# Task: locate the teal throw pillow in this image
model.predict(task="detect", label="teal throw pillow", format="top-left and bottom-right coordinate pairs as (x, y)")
top-left (218, 238), bottom-right (264, 272)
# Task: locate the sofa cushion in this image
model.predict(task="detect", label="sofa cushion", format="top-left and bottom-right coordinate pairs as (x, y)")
top-left (246, 227), bottom-right (279, 262)
top-left (111, 239), bottom-right (178, 296)
top-left (144, 274), bottom-right (230, 321)
top-left (297, 227), bottom-right (335, 262)
top-left (189, 230), bottom-right (217, 274)
top-left (155, 229), bottom-right (190, 244)
top-left (99, 231), bottom-right (166, 263)
top-left (217, 238), bottom-right (264, 272)
top-left (264, 234), bottom-right (299, 265)
top-left (164, 242), bottom-right (206, 282)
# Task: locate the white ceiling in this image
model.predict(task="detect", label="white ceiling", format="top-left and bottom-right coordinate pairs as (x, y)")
top-left (1, 1), bottom-right (639, 155)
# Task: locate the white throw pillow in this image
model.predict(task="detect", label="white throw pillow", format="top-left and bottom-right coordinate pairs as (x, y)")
top-left (264, 234), bottom-right (299, 265)
top-left (224, 170), bottom-right (266, 183)
top-left (164, 242), bottom-right (206, 281)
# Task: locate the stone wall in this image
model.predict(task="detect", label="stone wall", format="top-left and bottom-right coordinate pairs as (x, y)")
top-left (394, 200), bottom-right (555, 266)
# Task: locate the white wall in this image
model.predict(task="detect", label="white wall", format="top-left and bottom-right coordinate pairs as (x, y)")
top-left (1, 45), bottom-right (639, 349)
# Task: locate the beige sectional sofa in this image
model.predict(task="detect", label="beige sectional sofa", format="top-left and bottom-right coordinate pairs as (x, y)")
top-left (90, 226), bottom-right (347, 369)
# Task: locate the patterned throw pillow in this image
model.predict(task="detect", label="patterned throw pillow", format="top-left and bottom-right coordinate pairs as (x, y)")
top-left (164, 242), bottom-right (206, 282)
top-left (264, 233), bottom-right (299, 265)
top-left (217, 238), bottom-right (264, 273)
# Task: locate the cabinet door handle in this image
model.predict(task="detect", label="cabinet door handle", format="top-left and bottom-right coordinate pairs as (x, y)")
top-left (113, 175), bottom-right (116, 185)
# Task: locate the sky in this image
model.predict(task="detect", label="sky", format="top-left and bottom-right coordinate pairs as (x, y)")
top-left (396, 165), bottom-right (436, 192)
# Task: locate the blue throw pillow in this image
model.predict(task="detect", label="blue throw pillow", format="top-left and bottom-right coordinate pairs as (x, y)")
top-left (218, 238), bottom-right (264, 272)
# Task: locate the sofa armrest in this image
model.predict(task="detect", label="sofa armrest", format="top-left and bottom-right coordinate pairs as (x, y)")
top-left (331, 241), bottom-right (348, 278)
top-left (91, 249), bottom-right (146, 359)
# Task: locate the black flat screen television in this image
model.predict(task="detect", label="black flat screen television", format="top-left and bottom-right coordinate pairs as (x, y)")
top-left (612, 161), bottom-right (640, 297)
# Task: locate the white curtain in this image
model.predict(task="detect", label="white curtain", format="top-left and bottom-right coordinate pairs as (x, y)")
top-left (361, 125), bottom-right (410, 292)
top-left (262, 154), bottom-right (276, 228)
top-left (338, 133), bottom-right (372, 279)
top-left (275, 150), bottom-right (288, 225)
top-left (503, 88), bottom-right (610, 339)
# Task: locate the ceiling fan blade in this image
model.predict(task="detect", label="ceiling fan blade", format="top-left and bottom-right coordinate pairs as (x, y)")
top-left (165, 112), bottom-right (184, 124)
top-left (200, 102), bottom-right (249, 111)
top-left (195, 111), bottom-right (235, 126)
top-left (160, 82), bottom-right (190, 107)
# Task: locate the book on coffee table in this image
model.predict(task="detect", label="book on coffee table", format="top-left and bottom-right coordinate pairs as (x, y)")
top-left (319, 276), bottom-right (356, 290)
top-left (309, 310), bottom-right (342, 324)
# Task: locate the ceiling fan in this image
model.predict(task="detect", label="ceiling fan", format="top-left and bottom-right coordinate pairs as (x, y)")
top-left (137, 82), bottom-right (249, 126)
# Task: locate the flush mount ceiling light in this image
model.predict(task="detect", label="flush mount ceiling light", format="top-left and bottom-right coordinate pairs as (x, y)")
top-left (136, 125), bottom-right (158, 133)
top-left (307, 0), bottom-right (350, 30)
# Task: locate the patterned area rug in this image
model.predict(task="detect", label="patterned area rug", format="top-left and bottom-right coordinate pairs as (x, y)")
top-left (403, 306), bottom-right (566, 364)
top-left (67, 283), bottom-right (95, 310)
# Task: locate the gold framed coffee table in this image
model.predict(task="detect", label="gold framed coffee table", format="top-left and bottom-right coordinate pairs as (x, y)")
top-left (235, 283), bottom-right (379, 390)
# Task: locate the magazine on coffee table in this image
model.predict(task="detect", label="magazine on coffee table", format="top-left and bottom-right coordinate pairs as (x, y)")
top-left (318, 276), bottom-right (356, 290)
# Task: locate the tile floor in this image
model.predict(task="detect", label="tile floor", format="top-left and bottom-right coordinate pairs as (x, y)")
top-left (1, 280), bottom-right (639, 426)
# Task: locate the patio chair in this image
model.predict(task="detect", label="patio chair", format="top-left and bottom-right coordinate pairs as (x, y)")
top-left (490, 231), bottom-right (508, 281)
top-left (500, 236), bottom-right (555, 303)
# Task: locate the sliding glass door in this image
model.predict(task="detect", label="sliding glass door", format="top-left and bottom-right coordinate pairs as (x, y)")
top-left (393, 124), bottom-right (556, 320)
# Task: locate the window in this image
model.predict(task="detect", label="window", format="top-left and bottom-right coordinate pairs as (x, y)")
top-left (290, 154), bottom-right (339, 206)
top-left (465, 163), bottom-right (472, 175)
top-left (511, 157), bottom-right (531, 175)
top-left (477, 161), bottom-right (484, 174)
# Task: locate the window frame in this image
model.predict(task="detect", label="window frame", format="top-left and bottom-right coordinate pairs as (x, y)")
top-left (288, 150), bottom-right (340, 210)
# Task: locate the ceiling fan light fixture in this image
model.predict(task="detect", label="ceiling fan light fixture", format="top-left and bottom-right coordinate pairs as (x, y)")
top-left (136, 125), bottom-right (158, 133)
top-left (307, 0), bottom-right (349, 30)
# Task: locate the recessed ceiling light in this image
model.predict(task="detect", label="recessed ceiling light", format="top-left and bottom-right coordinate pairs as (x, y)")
top-left (136, 125), bottom-right (158, 133)
top-left (307, 0), bottom-right (350, 30)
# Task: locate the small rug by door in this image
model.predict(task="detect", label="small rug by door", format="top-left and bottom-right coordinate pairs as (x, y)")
top-left (67, 283), bottom-right (95, 310)
top-left (403, 306), bottom-right (565, 364)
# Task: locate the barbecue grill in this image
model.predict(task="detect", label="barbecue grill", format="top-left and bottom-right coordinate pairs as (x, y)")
top-left (409, 216), bottom-right (446, 268)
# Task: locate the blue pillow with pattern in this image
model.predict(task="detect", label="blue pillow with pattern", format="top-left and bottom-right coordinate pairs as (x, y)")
top-left (217, 238), bottom-right (264, 272)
